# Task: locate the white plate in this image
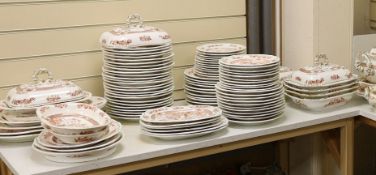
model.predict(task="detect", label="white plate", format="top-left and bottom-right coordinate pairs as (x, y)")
top-left (140, 116), bottom-right (221, 130)
top-left (141, 105), bottom-right (222, 124)
top-left (228, 114), bottom-right (284, 125)
top-left (197, 43), bottom-right (246, 54)
top-left (284, 81), bottom-right (358, 94)
top-left (142, 117), bottom-right (228, 140)
top-left (0, 112), bottom-right (40, 127)
top-left (216, 82), bottom-right (283, 94)
top-left (36, 120), bottom-right (122, 149)
top-left (0, 128), bottom-right (42, 136)
top-left (284, 76), bottom-right (358, 89)
top-left (0, 123), bottom-right (42, 131)
top-left (33, 139), bottom-right (120, 163)
top-left (34, 133), bottom-right (122, 153)
top-left (141, 117), bottom-right (225, 134)
top-left (285, 86), bottom-right (357, 99)
top-left (0, 133), bottom-right (39, 142)
top-left (218, 100), bottom-right (285, 112)
top-left (219, 54), bottom-right (279, 67)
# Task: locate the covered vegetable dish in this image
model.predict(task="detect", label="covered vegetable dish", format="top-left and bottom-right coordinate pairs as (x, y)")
top-left (284, 55), bottom-right (358, 110)
top-left (4, 68), bottom-right (87, 108)
top-left (100, 14), bottom-right (171, 49)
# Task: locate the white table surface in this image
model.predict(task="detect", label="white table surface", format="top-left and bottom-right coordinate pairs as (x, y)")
top-left (1, 97), bottom-right (375, 175)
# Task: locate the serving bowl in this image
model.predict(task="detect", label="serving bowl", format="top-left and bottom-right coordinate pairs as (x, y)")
top-left (51, 126), bottom-right (109, 144)
top-left (36, 103), bottom-right (111, 135)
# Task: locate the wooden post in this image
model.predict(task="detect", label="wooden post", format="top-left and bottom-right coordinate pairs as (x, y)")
top-left (340, 118), bottom-right (354, 175)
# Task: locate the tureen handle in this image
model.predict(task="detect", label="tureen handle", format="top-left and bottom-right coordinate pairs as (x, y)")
top-left (32, 68), bottom-right (53, 83)
top-left (314, 54), bottom-right (329, 66)
top-left (126, 14), bottom-right (143, 28)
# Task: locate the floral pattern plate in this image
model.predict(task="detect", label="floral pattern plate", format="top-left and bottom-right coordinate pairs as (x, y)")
top-left (220, 54), bottom-right (279, 67)
top-left (141, 105), bottom-right (222, 124)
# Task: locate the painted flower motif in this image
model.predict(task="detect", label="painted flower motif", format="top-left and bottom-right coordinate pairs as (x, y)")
top-left (39, 106), bottom-right (49, 113)
top-left (46, 95), bottom-right (61, 103)
top-left (330, 74), bottom-right (340, 80)
top-left (75, 136), bottom-right (95, 143)
top-left (325, 97), bottom-right (346, 107)
top-left (139, 35), bottom-right (152, 41)
top-left (306, 78), bottom-right (324, 85)
top-left (159, 35), bottom-right (170, 40)
top-left (110, 39), bottom-right (132, 46)
top-left (54, 103), bottom-right (67, 109)
top-left (67, 90), bottom-right (82, 97)
top-left (12, 97), bottom-right (35, 105)
top-left (77, 104), bottom-right (97, 112)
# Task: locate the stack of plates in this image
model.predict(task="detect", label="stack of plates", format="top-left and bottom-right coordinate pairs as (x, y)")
top-left (32, 103), bottom-right (122, 163)
top-left (140, 105), bottom-right (228, 140)
top-left (102, 44), bottom-right (174, 120)
top-left (100, 15), bottom-right (174, 120)
top-left (184, 43), bottom-right (246, 106)
top-left (0, 106), bottom-right (42, 142)
top-left (216, 54), bottom-right (285, 125)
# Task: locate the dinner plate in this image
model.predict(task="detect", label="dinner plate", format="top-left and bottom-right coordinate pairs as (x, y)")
top-left (32, 138), bottom-right (120, 163)
top-left (33, 133), bottom-right (122, 153)
top-left (142, 117), bottom-right (228, 140)
top-left (141, 118), bottom-right (225, 134)
top-left (0, 128), bottom-right (42, 136)
top-left (0, 133), bottom-right (39, 142)
top-left (140, 116), bottom-right (222, 129)
top-left (141, 105), bottom-right (222, 124)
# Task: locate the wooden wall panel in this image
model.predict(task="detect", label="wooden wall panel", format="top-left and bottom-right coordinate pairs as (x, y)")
top-left (0, 17), bottom-right (246, 59)
top-left (0, 0), bottom-right (245, 31)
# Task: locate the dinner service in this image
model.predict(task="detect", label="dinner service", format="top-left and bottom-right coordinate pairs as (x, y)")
top-left (100, 14), bottom-right (174, 120)
top-left (284, 55), bottom-right (358, 110)
top-left (215, 54), bottom-right (285, 124)
top-left (140, 105), bottom-right (228, 140)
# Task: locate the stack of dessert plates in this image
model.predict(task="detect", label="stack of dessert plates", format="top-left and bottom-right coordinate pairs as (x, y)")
top-left (100, 14), bottom-right (174, 120)
top-left (216, 54), bottom-right (285, 125)
top-left (184, 68), bottom-right (218, 106)
top-left (184, 43), bottom-right (246, 106)
top-left (0, 103), bottom-right (42, 142)
top-left (32, 103), bottom-right (122, 163)
top-left (140, 105), bottom-right (228, 140)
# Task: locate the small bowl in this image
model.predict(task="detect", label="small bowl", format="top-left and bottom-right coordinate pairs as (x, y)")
top-left (36, 103), bottom-right (111, 135)
top-left (51, 126), bottom-right (109, 144)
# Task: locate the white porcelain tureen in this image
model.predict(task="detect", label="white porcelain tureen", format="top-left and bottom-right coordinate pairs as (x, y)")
top-left (100, 14), bottom-right (172, 49)
top-left (4, 68), bottom-right (87, 108)
top-left (355, 48), bottom-right (376, 83)
top-left (289, 55), bottom-right (354, 87)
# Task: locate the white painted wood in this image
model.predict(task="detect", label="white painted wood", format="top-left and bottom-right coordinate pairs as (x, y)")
top-left (0, 97), bottom-right (372, 175)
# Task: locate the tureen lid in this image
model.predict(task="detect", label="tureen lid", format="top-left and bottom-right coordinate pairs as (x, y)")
top-left (100, 14), bottom-right (172, 49)
top-left (289, 54), bottom-right (354, 87)
top-left (5, 68), bottom-right (85, 108)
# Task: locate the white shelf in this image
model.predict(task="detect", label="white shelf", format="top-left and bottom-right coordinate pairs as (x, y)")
top-left (0, 97), bottom-right (374, 175)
